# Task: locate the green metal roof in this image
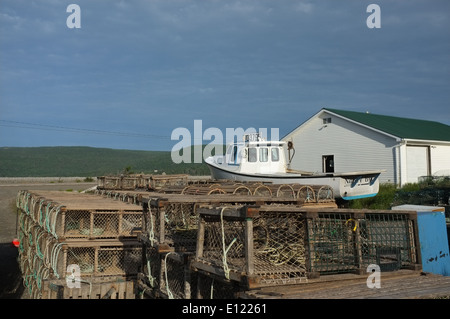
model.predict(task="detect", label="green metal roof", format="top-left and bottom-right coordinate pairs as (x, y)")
top-left (324, 108), bottom-right (450, 142)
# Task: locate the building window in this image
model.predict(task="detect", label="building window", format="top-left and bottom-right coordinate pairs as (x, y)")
top-left (322, 155), bottom-right (334, 173)
top-left (323, 118), bottom-right (332, 124)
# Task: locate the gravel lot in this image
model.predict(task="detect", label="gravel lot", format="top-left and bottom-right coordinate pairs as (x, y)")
top-left (0, 178), bottom-right (96, 299)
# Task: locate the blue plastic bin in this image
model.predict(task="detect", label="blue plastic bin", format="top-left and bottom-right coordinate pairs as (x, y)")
top-left (393, 205), bottom-right (450, 276)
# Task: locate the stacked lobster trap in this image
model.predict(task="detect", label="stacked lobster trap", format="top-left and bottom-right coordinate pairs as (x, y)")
top-left (306, 210), bottom-right (419, 274)
top-left (14, 176), bottom-right (425, 300)
top-left (137, 196), bottom-right (222, 299)
top-left (15, 190), bottom-right (143, 299)
top-left (97, 174), bottom-right (190, 191)
top-left (192, 205), bottom-right (421, 292)
top-left (135, 189), bottom-right (338, 299)
top-left (193, 205), bottom-right (309, 289)
top-left (161, 181), bottom-right (335, 203)
top-left (94, 178), bottom-right (336, 299)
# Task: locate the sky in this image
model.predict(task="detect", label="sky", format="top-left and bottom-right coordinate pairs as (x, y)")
top-left (1, 0), bottom-right (449, 151)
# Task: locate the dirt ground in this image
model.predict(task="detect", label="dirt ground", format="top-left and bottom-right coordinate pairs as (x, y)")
top-left (0, 179), bottom-right (96, 299)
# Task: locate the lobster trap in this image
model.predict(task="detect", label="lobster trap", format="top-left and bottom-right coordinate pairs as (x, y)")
top-left (16, 190), bottom-right (143, 240)
top-left (192, 205), bottom-right (421, 289)
top-left (97, 174), bottom-right (190, 191)
top-left (163, 181), bottom-right (335, 203)
top-left (61, 243), bottom-right (142, 278)
top-left (16, 190), bottom-right (143, 299)
top-left (61, 209), bottom-right (143, 240)
top-left (137, 241), bottom-right (240, 299)
top-left (17, 212), bottom-right (142, 298)
top-left (193, 205), bottom-right (309, 289)
top-left (95, 189), bottom-right (147, 205)
top-left (137, 247), bottom-right (196, 299)
top-left (141, 192), bottom-right (337, 254)
top-left (97, 175), bottom-right (148, 190)
top-left (306, 211), bottom-right (419, 275)
top-left (144, 198), bottom-right (199, 252)
top-left (195, 271), bottom-right (242, 299)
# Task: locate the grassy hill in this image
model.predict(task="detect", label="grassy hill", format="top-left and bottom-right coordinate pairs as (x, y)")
top-left (0, 146), bottom-right (217, 177)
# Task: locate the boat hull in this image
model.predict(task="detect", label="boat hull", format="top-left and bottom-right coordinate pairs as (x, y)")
top-left (206, 162), bottom-right (381, 200)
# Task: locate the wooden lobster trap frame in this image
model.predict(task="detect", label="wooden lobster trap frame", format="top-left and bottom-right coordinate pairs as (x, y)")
top-left (16, 190), bottom-right (143, 299)
top-left (192, 205), bottom-right (421, 290)
top-left (42, 276), bottom-right (135, 299)
top-left (137, 247), bottom-right (196, 299)
top-left (140, 193), bottom-right (337, 254)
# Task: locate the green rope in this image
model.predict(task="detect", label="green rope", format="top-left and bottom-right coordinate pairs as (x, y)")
top-left (49, 205), bottom-right (63, 239)
top-left (38, 199), bottom-right (45, 227)
top-left (50, 242), bottom-right (64, 279)
top-left (146, 251), bottom-right (156, 288)
top-left (164, 252), bottom-right (176, 299)
top-left (30, 196), bottom-right (37, 221)
top-left (148, 207), bottom-right (156, 246)
top-left (35, 231), bottom-right (45, 259)
top-left (24, 193), bottom-right (31, 215)
top-left (210, 278), bottom-right (214, 299)
top-left (139, 288), bottom-right (147, 299)
top-left (220, 207), bottom-right (237, 280)
top-left (44, 202), bottom-right (53, 233)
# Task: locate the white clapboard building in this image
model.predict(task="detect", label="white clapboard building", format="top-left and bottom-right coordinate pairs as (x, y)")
top-left (282, 108), bottom-right (450, 186)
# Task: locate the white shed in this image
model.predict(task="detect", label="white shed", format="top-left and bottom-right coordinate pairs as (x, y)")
top-left (282, 108), bottom-right (450, 186)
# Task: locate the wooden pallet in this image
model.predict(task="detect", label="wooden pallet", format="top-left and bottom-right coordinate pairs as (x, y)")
top-left (239, 270), bottom-right (450, 299)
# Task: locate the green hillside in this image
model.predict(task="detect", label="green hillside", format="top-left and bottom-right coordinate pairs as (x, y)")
top-left (0, 146), bottom-right (219, 177)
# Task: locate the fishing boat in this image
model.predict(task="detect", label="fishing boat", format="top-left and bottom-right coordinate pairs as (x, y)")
top-left (204, 133), bottom-right (383, 200)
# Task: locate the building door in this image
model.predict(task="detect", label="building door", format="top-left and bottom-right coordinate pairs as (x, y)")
top-left (322, 155), bottom-right (335, 173)
top-left (406, 146), bottom-right (430, 183)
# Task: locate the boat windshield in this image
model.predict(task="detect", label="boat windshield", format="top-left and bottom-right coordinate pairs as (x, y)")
top-left (248, 147), bottom-right (257, 162)
top-left (259, 148), bottom-right (268, 162)
top-left (223, 141), bottom-right (285, 166)
top-left (271, 148), bottom-right (280, 161)
top-left (226, 144), bottom-right (242, 164)
top-left (247, 146), bottom-right (281, 163)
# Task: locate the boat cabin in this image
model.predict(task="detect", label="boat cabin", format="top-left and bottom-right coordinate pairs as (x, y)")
top-left (223, 133), bottom-right (287, 175)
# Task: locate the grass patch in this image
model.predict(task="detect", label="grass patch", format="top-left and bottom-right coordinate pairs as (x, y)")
top-left (348, 183), bottom-right (397, 210)
top-left (349, 180), bottom-right (450, 210)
